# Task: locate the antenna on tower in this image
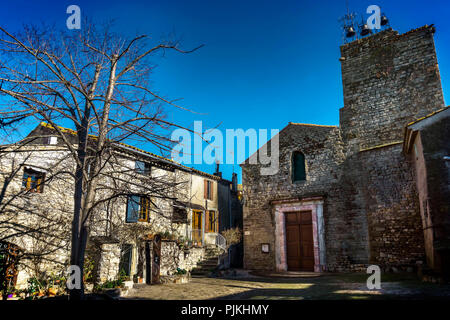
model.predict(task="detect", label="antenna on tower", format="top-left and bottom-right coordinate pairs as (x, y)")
top-left (339, 0), bottom-right (358, 44)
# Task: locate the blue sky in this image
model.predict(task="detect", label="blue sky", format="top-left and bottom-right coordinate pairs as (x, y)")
top-left (1, 0), bottom-right (449, 182)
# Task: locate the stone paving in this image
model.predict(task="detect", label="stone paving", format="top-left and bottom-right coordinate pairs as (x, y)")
top-left (124, 272), bottom-right (450, 300)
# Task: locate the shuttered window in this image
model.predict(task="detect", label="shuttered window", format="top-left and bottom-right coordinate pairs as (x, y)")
top-left (206, 211), bottom-right (218, 233)
top-left (292, 151), bottom-right (306, 182)
top-left (204, 180), bottom-right (213, 200)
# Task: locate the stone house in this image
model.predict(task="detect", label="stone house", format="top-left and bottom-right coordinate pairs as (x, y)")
top-left (403, 106), bottom-right (450, 277)
top-left (214, 165), bottom-right (244, 268)
top-left (0, 123), bottom-right (223, 288)
top-left (241, 25), bottom-right (449, 277)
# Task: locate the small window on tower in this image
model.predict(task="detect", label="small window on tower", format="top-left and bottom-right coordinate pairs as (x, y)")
top-left (292, 151), bottom-right (306, 182)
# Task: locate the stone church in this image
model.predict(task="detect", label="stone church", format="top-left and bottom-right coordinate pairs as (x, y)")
top-left (241, 25), bottom-right (450, 278)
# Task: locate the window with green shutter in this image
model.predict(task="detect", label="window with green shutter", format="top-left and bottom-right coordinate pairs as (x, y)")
top-left (292, 151), bottom-right (306, 182)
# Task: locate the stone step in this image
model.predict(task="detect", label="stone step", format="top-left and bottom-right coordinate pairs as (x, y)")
top-left (191, 269), bottom-right (214, 276)
top-left (197, 261), bottom-right (217, 268)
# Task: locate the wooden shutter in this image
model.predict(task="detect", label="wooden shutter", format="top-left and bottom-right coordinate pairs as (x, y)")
top-left (214, 211), bottom-right (219, 233)
top-left (204, 179), bottom-right (208, 199)
top-left (205, 211), bottom-right (210, 233)
top-left (210, 181), bottom-right (214, 200)
top-left (139, 197), bottom-right (149, 222)
top-left (36, 178), bottom-right (42, 193)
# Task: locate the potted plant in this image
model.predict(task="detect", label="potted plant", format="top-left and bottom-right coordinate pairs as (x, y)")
top-left (47, 287), bottom-right (57, 296)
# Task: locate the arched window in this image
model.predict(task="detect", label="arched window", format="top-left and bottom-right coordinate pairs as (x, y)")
top-left (292, 151), bottom-right (306, 182)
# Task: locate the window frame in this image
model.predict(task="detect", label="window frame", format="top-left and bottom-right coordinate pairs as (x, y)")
top-left (135, 160), bottom-right (151, 176)
top-left (22, 168), bottom-right (46, 193)
top-left (204, 179), bottom-right (213, 200)
top-left (126, 194), bottom-right (150, 223)
top-left (292, 151), bottom-right (306, 183)
top-left (47, 136), bottom-right (58, 145)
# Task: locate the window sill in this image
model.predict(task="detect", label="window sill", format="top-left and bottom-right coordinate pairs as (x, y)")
top-left (22, 188), bottom-right (44, 194)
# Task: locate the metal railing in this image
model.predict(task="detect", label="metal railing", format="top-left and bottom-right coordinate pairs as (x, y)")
top-left (191, 229), bottom-right (203, 246)
top-left (215, 233), bottom-right (227, 251)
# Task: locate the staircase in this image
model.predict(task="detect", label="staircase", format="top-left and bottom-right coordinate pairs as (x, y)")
top-left (190, 246), bottom-right (224, 277)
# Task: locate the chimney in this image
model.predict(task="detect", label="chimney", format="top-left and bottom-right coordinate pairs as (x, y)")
top-left (214, 161), bottom-right (222, 178)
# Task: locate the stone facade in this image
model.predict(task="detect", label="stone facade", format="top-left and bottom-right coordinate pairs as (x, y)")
top-left (0, 126), bottom-right (222, 288)
top-left (241, 25), bottom-right (447, 273)
top-left (159, 241), bottom-right (205, 276)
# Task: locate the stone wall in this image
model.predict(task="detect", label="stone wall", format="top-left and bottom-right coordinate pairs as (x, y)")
top-left (408, 109), bottom-right (450, 276)
top-left (241, 25), bottom-right (444, 272)
top-left (336, 26), bottom-right (441, 271)
top-left (93, 243), bottom-right (122, 283)
top-left (420, 114), bottom-right (450, 253)
top-left (242, 124), bottom-right (350, 271)
top-left (0, 135), bottom-right (218, 287)
top-left (159, 241), bottom-right (205, 275)
top-left (0, 147), bottom-right (74, 288)
top-left (339, 26), bottom-right (445, 150)
top-left (359, 144), bottom-right (425, 270)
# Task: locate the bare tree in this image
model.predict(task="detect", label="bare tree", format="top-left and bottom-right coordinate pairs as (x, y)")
top-left (0, 21), bottom-right (202, 299)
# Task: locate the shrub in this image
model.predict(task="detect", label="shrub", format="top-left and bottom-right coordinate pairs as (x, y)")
top-left (175, 268), bottom-right (187, 275)
top-left (221, 227), bottom-right (242, 248)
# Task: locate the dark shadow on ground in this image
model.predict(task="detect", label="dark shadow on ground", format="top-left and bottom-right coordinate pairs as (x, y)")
top-left (209, 273), bottom-right (450, 300)
top-left (121, 272), bottom-right (450, 300)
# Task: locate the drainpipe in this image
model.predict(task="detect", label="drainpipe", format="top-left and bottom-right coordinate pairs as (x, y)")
top-left (228, 186), bottom-right (232, 267)
top-left (203, 199), bottom-right (207, 246)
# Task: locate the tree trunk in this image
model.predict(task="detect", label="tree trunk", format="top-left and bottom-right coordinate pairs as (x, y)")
top-left (69, 224), bottom-right (88, 300)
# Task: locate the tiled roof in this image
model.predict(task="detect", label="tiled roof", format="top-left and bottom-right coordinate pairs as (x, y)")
top-left (241, 121), bottom-right (336, 165)
top-left (359, 141), bottom-right (403, 153)
top-left (38, 122), bottom-right (220, 180)
top-left (288, 122), bottom-right (337, 128)
top-left (406, 106), bottom-right (449, 127)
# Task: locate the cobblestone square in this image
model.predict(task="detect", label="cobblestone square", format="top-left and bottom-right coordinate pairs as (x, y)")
top-left (124, 273), bottom-right (450, 300)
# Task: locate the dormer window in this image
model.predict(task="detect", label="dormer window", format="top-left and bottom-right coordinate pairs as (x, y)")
top-left (47, 136), bottom-right (58, 145)
top-left (135, 160), bottom-right (151, 175)
top-left (292, 151), bottom-right (306, 182)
